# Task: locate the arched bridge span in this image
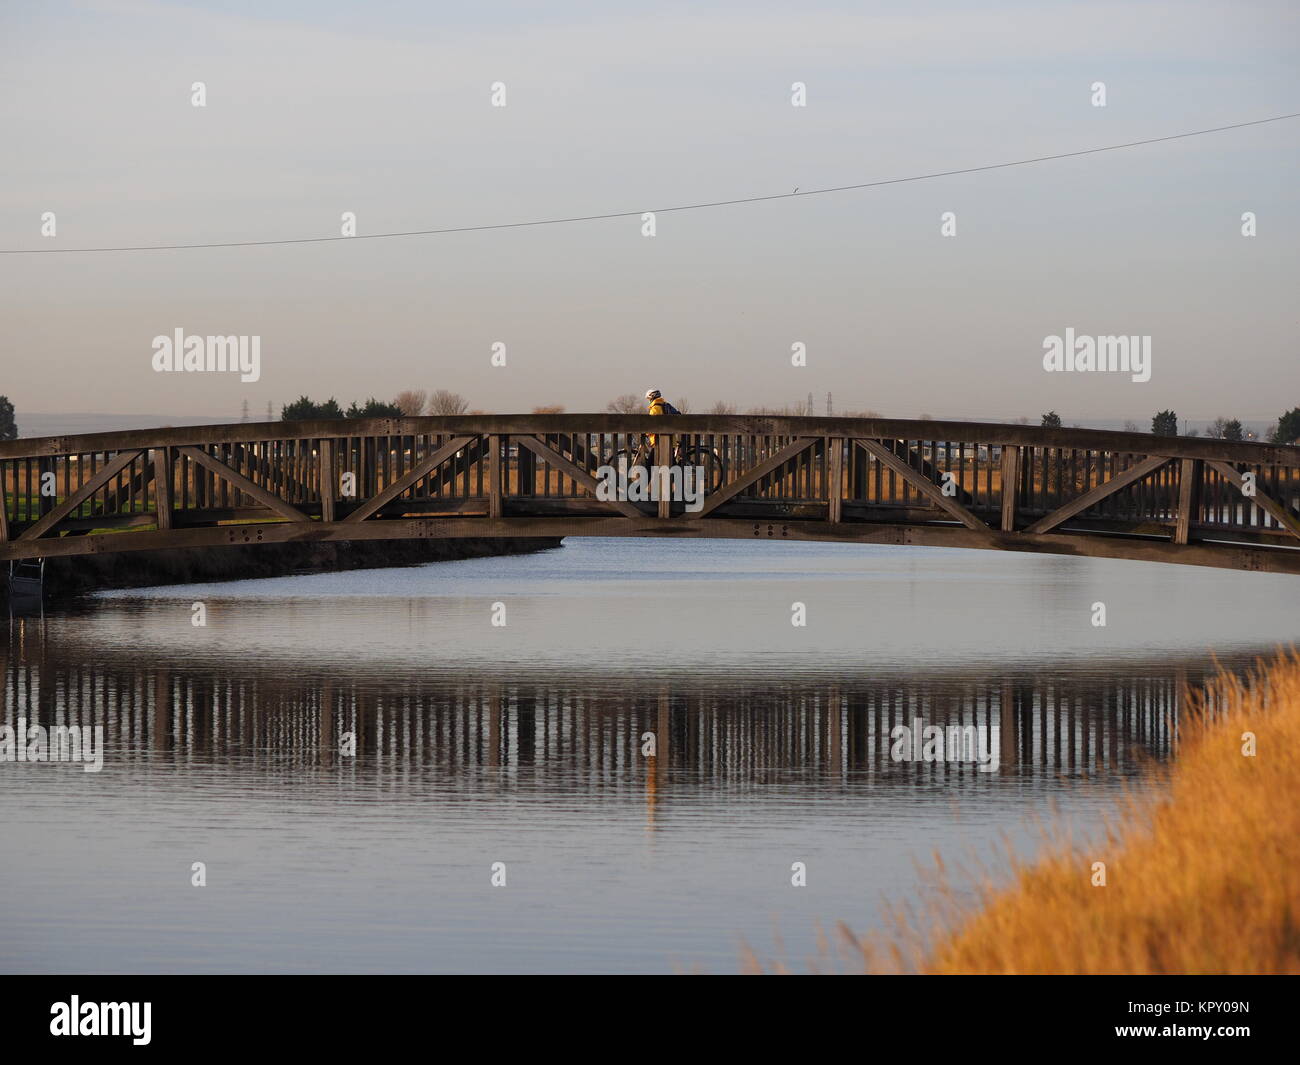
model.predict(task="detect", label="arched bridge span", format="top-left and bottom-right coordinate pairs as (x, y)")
top-left (2, 415), bottom-right (1298, 574)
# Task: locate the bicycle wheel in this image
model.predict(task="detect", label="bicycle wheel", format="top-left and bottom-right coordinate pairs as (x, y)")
top-left (677, 445), bottom-right (725, 494)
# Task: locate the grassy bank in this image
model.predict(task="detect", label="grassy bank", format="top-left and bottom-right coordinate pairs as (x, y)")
top-left (919, 651), bottom-right (1300, 974)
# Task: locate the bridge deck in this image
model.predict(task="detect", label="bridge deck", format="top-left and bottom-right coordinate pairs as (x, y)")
top-left (2, 415), bottom-right (1298, 574)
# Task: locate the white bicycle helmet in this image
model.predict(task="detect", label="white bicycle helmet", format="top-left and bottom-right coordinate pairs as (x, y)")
top-left (646, 389), bottom-right (661, 400)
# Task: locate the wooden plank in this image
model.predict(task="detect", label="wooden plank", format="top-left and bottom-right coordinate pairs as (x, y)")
top-left (1000, 445), bottom-right (1019, 532)
top-left (342, 435), bottom-right (474, 523)
top-left (19, 449), bottom-right (142, 540)
top-left (827, 437), bottom-right (843, 523)
top-left (655, 433), bottom-right (671, 519)
top-left (5, 415), bottom-right (1300, 470)
top-left (488, 435), bottom-right (503, 519)
top-left (177, 446), bottom-right (309, 523)
top-left (1206, 460), bottom-right (1300, 540)
top-left (516, 436), bottom-right (642, 518)
top-left (1174, 458), bottom-right (1198, 545)
top-left (319, 439), bottom-right (336, 523)
top-left (853, 438), bottom-right (993, 535)
top-left (1024, 455), bottom-right (1169, 535)
top-left (153, 447), bottom-right (173, 531)
top-left (690, 437), bottom-right (817, 518)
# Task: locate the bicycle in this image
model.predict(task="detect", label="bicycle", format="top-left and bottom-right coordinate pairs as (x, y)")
top-left (598, 433), bottom-right (726, 496)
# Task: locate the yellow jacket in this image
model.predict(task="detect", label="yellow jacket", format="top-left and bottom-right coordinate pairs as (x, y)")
top-left (647, 395), bottom-right (668, 448)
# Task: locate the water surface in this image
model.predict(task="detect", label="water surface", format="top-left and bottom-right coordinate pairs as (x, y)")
top-left (2, 539), bottom-right (1296, 973)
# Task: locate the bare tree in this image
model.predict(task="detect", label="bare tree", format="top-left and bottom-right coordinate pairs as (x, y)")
top-left (1123, 420), bottom-right (1140, 433)
top-left (605, 393), bottom-right (641, 414)
top-left (393, 389), bottom-right (428, 416)
top-left (674, 396), bottom-right (691, 413)
top-left (708, 400), bottom-right (737, 415)
top-left (532, 405), bottom-right (565, 414)
top-left (1207, 416), bottom-right (1244, 441)
top-left (428, 389), bottom-right (469, 415)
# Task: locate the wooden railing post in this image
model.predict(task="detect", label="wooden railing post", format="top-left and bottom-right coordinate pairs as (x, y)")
top-left (1175, 458), bottom-right (1201, 545)
top-left (319, 439), bottom-right (336, 523)
top-left (1000, 445), bottom-right (1019, 532)
top-left (655, 432), bottom-right (671, 518)
top-left (153, 446), bottom-right (173, 531)
top-left (488, 434), bottom-right (503, 519)
top-left (827, 436), bottom-right (843, 523)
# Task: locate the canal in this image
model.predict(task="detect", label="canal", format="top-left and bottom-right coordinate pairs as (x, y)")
top-left (2, 538), bottom-right (1296, 973)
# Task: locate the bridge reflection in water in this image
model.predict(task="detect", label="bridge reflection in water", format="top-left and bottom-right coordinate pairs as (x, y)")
top-left (3, 616), bottom-right (1227, 824)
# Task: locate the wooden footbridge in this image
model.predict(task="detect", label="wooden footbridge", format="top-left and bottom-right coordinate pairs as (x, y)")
top-left (2, 415), bottom-right (1298, 574)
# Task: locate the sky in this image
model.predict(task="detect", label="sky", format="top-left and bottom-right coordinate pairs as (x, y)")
top-left (1, 0), bottom-right (1298, 430)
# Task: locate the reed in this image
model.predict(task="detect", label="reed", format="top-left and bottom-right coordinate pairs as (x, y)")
top-left (925, 650), bottom-right (1300, 974)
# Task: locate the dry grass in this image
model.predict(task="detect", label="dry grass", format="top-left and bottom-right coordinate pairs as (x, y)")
top-left (745, 651), bottom-right (1300, 975)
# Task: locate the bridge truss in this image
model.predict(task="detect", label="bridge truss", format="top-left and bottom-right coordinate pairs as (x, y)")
top-left (2, 415), bottom-right (1298, 574)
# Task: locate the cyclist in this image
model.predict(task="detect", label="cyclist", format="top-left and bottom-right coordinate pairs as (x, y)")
top-left (644, 388), bottom-right (680, 459)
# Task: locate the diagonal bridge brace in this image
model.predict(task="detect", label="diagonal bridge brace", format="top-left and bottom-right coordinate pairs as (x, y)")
top-left (880, 438), bottom-right (977, 507)
top-left (1205, 461), bottom-right (1300, 541)
top-left (854, 438), bottom-right (995, 537)
top-left (20, 449), bottom-right (144, 540)
top-left (178, 446), bottom-right (309, 523)
top-left (690, 437), bottom-right (819, 519)
top-left (1023, 455), bottom-right (1170, 535)
top-left (343, 435), bottom-right (476, 522)
top-left (516, 435), bottom-right (643, 518)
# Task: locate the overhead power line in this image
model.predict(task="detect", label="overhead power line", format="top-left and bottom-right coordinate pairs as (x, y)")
top-left (3, 111), bottom-right (1296, 255)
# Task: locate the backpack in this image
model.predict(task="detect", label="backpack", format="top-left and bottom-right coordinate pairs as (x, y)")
top-left (664, 402), bottom-right (681, 415)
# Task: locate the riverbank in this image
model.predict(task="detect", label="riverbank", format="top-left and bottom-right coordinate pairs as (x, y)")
top-left (3, 537), bottom-right (564, 600)
top-left (922, 651), bottom-right (1299, 974)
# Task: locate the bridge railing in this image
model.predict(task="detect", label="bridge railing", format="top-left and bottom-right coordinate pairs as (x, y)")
top-left (2, 415), bottom-right (1298, 569)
